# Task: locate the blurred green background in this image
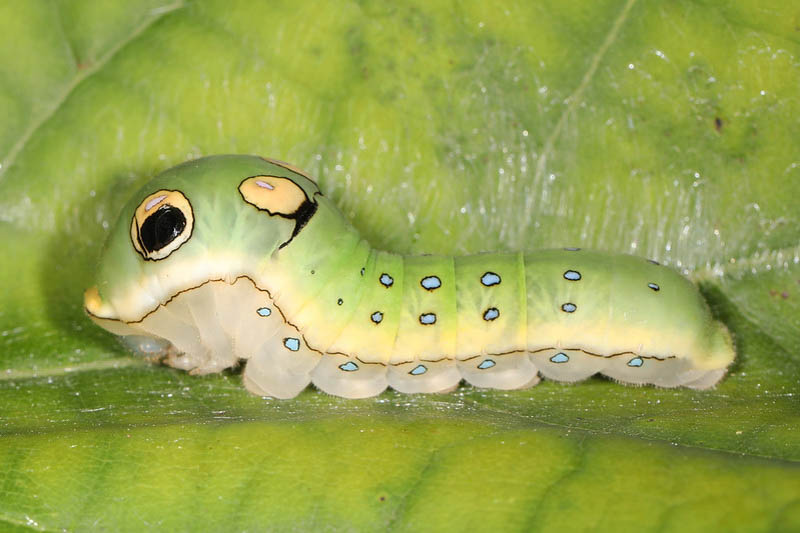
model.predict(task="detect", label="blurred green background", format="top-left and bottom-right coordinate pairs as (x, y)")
top-left (1, 1), bottom-right (798, 531)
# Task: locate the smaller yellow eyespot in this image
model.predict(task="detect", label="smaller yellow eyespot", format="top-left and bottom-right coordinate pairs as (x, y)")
top-left (239, 175), bottom-right (308, 217)
top-left (130, 189), bottom-right (194, 261)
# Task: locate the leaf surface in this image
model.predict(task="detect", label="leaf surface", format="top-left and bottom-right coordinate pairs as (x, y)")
top-left (1, 1), bottom-right (799, 531)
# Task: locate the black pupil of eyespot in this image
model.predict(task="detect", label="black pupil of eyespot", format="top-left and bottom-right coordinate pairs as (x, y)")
top-left (140, 205), bottom-right (186, 253)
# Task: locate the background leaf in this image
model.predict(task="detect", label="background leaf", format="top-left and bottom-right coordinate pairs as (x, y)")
top-left (1, 0), bottom-right (799, 531)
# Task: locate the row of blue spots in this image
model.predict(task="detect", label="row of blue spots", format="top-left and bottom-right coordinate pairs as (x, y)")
top-left (380, 273), bottom-right (394, 287)
top-left (419, 313), bottom-right (437, 325)
top-left (420, 276), bottom-right (442, 290)
top-left (339, 361), bottom-right (359, 372)
top-left (562, 267), bottom-right (581, 313)
top-left (256, 307), bottom-right (271, 317)
top-left (283, 337), bottom-right (300, 351)
top-left (480, 273), bottom-right (500, 327)
top-left (562, 251), bottom-right (661, 285)
top-left (331, 354), bottom-right (645, 376)
top-left (337, 361), bottom-right (430, 375)
top-left (548, 352), bottom-right (646, 368)
top-left (371, 311), bottom-right (383, 324)
top-left (481, 272), bottom-right (501, 286)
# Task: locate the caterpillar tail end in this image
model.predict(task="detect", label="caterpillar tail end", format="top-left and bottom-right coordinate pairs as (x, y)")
top-left (686, 321), bottom-right (735, 390)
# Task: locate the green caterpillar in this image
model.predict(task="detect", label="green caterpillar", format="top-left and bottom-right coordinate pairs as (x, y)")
top-left (84, 155), bottom-right (735, 399)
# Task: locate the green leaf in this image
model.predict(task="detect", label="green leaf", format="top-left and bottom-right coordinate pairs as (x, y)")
top-left (1, 1), bottom-right (799, 531)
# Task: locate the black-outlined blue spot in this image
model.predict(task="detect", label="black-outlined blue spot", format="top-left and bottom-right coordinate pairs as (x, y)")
top-left (420, 276), bottom-right (442, 290)
top-left (628, 357), bottom-right (643, 367)
top-left (481, 272), bottom-right (501, 286)
top-left (563, 270), bottom-right (581, 281)
top-left (337, 298), bottom-right (343, 305)
top-left (256, 307), bottom-right (271, 317)
top-left (561, 302), bottom-right (577, 313)
top-left (419, 313), bottom-right (437, 325)
top-left (409, 364), bottom-right (427, 376)
top-left (477, 359), bottom-right (496, 369)
top-left (371, 311), bottom-right (383, 324)
top-left (360, 267), bottom-right (365, 276)
top-left (648, 282), bottom-right (660, 291)
top-left (483, 307), bottom-right (500, 321)
top-left (283, 337), bottom-right (300, 351)
top-left (339, 361), bottom-right (359, 372)
top-left (380, 273), bottom-right (394, 287)
top-left (550, 352), bottom-right (569, 363)
top-left (564, 247), bottom-right (581, 251)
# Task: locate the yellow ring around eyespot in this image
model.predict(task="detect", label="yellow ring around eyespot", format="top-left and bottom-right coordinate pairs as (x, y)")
top-left (130, 189), bottom-right (194, 260)
top-left (239, 175), bottom-right (307, 216)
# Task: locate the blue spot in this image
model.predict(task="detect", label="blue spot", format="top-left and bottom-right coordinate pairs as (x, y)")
top-left (256, 307), bottom-right (271, 317)
top-left (337, 298), bottom-right (343, 305)
top-left (628, 357), bottom-right (644, 367)
top-left (419, 313), bottom-right (437, 325)
top-left (648, 282), bottom-right (660, 291)
top-left (371, 311), bottom-right (383, 324)
top-left (339, 361), bottom-right (359, 372)
top-left (483, 307), bottom-right (499, 321)
top-left (420, 276), bottom-right (442, 290)
top-left (380, 273), bottom-right (394, 287)
top-left (563, 270), bottom-right (581, 281)
top-left (283, 337), bottom-right (300, 351)
top-left (564, 247), bottom-right (581, 251)
top-left (481, 272), bottom-right (501, 286)
top-left (550, 352), bottom-right (569, 363)
top-left (360, 267), bottom-right (365, 276)
top-left (561, 302), bottom-right (577, 313)
top-left (477, 359), bottom-right (496, 369)
top-left (409, 364), bottom-right (427, 375)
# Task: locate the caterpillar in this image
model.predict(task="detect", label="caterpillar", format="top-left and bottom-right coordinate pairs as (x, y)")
top-left (84, 155), bottom-right (735, 399)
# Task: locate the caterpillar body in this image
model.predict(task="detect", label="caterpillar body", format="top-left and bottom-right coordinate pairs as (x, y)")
top-left (84, 155), bottom-right (735, 399)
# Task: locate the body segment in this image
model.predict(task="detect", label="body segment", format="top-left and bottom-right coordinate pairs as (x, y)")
top-left (84, 155), bottom-right (735, 398)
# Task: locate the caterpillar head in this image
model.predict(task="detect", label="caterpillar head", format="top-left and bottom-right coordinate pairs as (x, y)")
top-left (84, 155), bottom-right (321, 322)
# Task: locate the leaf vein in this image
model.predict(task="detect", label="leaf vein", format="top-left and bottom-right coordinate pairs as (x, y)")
top-left (530, 0), bottom-right (638, 191)
top-left (0, 1), bottom-right (186, 179)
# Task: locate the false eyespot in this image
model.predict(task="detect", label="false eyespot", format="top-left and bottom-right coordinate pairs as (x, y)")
top-left (129, 189), bottom-right (194, 261)
top-left (239, 175), bottom-right (308, 217)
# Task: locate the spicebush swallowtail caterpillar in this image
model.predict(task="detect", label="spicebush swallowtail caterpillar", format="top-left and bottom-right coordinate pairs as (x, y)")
top-left (84, 155), bottom-right (735, 399)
